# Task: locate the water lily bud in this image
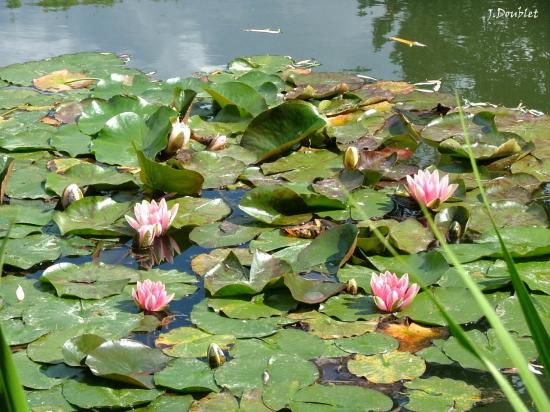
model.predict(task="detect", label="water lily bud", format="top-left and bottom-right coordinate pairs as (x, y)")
top-left (208, 135), bottom-right (228, 151)
top-left (166, 117), bottom-right (191, 154)
top-left (207, 343), bottom-right (226, 368)
top-left (16, 284), bottom-right (25, 302)
top-left (346, 278), bottom-right (358, 295)
top-left (344, 147), bottom-right (359, 170)
top-left (262, 371), bottom-right (270, 385)
top-left (61, 183), bottom-right (83, 209)
top-left (448, 221), bottom-right (462, 244)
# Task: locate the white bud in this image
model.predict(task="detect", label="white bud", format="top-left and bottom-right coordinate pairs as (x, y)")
top-left (16, 284), bottom-right (25, 302)
top-left (61, 184), bottom-right (83, 209)
top-left (166, 117), bottom-right (191, 153)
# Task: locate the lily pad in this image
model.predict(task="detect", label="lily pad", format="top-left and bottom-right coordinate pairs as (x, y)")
top-left (208, 292), bottom-right (297, 319)
top-left (13, 351), bottom-right (64, 390)
top-left (45, 162), bottom-right (138, 196)
top-left (156, 326), bottom-right (236, 358)
top-left (240, 101), bottom-right (326, 163)
top-left (213, 356), bottom-right (266, 396)
top-left (62, 376), bottom-right (161, 409)
top-left (284, 272), bottom-right (345, 304)
top-left (262, 353), bottom-right (319, 410)
top-left (404, 376), bottom-right (481, 412)
top-left (168, 197), bottom-right (231, 228)
top-left (334, 332), bottom-right (399, 355)
top-left (319, 295), bottom-right (380, 322)
top-left (347, 351), bottom-right (426, 384)
top-left (389, 218), bottom-right (434, 254)
top-left (190, 301), bottom-right (282, 338)
top-left (85, 339), bottom-right (170, 388)
top-left (239, 185), bottom-right (312, 226)
top-left (40, 262), bottom-right (134, 299)
top-left (290, 383), bottom-right (392, 412)
top-left (138, 150), bottom-right (204, 196)
top-left (155, 358), bottom-right (218, 393)
top-left (2, 234), bottom-right (61, 270)
top-left (53, 196), bottom-right (131, 236)
top-left (182, 151), bottom-right (245, 189)
top-left (287, 311), bottom-right (376, 339)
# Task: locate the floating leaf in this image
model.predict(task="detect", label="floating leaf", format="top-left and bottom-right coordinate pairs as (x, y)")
top-left (240, 101), bottom-right (326, 163)
top-left (334, 333), bottom-right (398, 355)
top-left (319, 295), bottom-right (380, 321)
top-left (155, 358), bottom-right (218, 393)
top-left (85, 339), bottom-right (171, 388)
top-left (287, 311), bottom-right (376, 339)
top-left (380, 322), bottom-right (448, 352)
top-left (33, 69), bottom-right (94, 92)
top-left (2, 234), bottom-right (61, 270)
top-left (290, 383), bottom-right (392, 412)
top-left (347, 351), bottom-right (426, 384)
top-left (156, 326), bottom-right (235, 358)
top-left (404, 376), bottom-right (481, 412)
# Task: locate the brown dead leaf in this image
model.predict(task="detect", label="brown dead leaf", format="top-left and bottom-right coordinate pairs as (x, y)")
top-left (33, 69), bottom-right (95, 92)
top-left (40, 116), bottom-right (61, 127)
top-left (379, 321), bottom-right (448, 352)
top-left (329, 113), bottom-right (355, 126)
top-left (283, 219), bottom-right (337, 239)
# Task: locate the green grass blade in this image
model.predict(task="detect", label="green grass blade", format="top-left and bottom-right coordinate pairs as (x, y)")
top-left (345, 193), bottom-right (532, 411)
top-left (455, 98), bottom-right (550, 381)
top-left (0, 221), bottom-right (29, 412)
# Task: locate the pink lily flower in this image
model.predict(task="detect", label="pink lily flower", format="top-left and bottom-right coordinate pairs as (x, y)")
top-left (370, 271), bottom-right (419, 312)
top-left (125, 199), bottom-right (179, 247)
top-left (132, 279), bottom-right (174, 312)
top-left (406, 169), bottom-right (458, 208)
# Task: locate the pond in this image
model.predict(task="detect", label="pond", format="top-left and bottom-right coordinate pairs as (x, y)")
top-left (0, 2), bottom-right (549, 412)
top-left (1, 0), bottom-right (549, 112)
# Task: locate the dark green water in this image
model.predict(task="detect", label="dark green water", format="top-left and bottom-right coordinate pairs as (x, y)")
top-left (1, 0), bottom-right (549, 112)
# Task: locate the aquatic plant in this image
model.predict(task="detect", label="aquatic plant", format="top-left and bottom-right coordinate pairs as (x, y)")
top-left (406, 169), bottom-right (458, 208)
top-left (370, 272), bottom-right (419, 312)
top-left (125, 199), bottom-right (179, 247)
top-left (131, 279), bottom-right (174, 312)
top-left (166, 117), bottom-right (191, 153)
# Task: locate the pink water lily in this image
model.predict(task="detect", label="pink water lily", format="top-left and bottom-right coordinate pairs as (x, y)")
top-left (406, 169), bottom-right (458, 208)
top-left (132, 279), bottom-right (174, 312)
top-left (125, 199), bottom-right (179, 247)
top-left (370, 271), bottom-right (419, 312)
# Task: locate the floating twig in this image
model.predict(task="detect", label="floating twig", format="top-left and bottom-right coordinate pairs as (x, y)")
top-left (389, 36), bottom-right (426, 47)
top-left (243, 28), bottom-right (281, 34)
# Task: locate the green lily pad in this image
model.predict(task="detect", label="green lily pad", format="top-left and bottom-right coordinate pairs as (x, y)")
top-left (336, 264), bottom-right (373, 293)
top-left (239, 185), bottom-right (312, 226)
top-left (213, 356), bottom-right (266, 396)
top-left (262, 149), bottom-right (342, 183)
top-left (442, 329), bottom-right (537, 370)
top-left (334, 332), bottom-right (399, 355)
top-left (181, 151), bottom-right (246, 189)
top-left (137, 150), bottom-right (204, 196)
top-left (167, 197), bottom-right (231, 228)
top-left (261, 328), bottom-right (346, 359)
top-left (50, 124), bottom-right (92, 157)
top-left (389, 218), bottom-right (434, 254)
top-left (496, 294), bottom-right (550, 336)
top-left (319, 295), bottom-right (380, 322)
top-left (205, 81), bottom-right (267, 116)
top-left (13, 351), bottom-right (64, 390)
top-left (77, 94), bottom-right (155, 135)
top-left (262, 354), bottom-right (319, 410)
top-left (62, 376), bottom-right (162, 409)
top-left (399, 288), bottom-right (484, 326)
top-left (26, 386), bottom-right (75, 412)
top-left (189, 391), bottom-right (239, 412)
top-left (156, 326), bottom-right (236, 358)
top-left (53, 196), bottom-right (131, 236)
top-left (228, 55), bottom-right (293, 74)
top-left (290, 383), bottom-right (392, 412)
top-left (155, 358), bottom-right (218, 393)
top-left (190, 221), bottom-right (267, 249)
top-left (1, 318), bottom-right (48, 345)
top-left (45, 162), bottom-right (138, 196)
top-left (2, 234), bottom-right (61, 270)
top-left (292, 223), bottom-right (358, 275)
top-left (368, 251), bottom-right (448, 287)
top-left (240, 101), bottom-right (326, 163)
top-left (62, 333), bottom-right (107, 366)
top-left (404, 376), bottom-right (481, 412)
top-left (348, 351), bottom-right (426, 384)
top-left (208, 292), bottom-right (297, 319)
top-left (40, 262), bottom-right (133, 299)
top-left (191, 248), bottom-right (254, 276)
top-left (284, 272), bottom-right (345, 304)
top-left (349, 188), bottom-right (393, 221)
top-left (85, 339), bottom-right (170, 388)
top-left (287, 311), bottom-right (376, 339)
top-left (190, 301), bottom-right (282, 338)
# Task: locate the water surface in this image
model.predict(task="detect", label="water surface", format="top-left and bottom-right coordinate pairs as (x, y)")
top-left (1, 0), bottom-right (548, 111)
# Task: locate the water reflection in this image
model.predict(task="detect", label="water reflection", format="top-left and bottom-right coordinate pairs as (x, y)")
top-left (364, 0), bottom-right (549, 110)
top-left (0, 0), bottom-right (548, 111)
